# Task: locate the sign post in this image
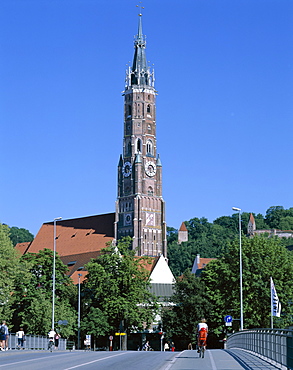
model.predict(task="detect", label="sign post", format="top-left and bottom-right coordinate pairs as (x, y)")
top-left (224, 315), bottom-right (233, 326)
top-left (115, 333), bottom-right (126, 351)
top-left (109, 335), bottom-right (113, 351)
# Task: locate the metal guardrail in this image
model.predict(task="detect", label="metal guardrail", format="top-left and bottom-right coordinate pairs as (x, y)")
top-left (227, 328), bottom-right (293, 369)
top-left (7, 333), bottom-right (67, 351)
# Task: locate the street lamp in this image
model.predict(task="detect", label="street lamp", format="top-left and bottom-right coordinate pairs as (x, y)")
top-left (232, 207), bottom-right (243, 331)
top-left (78, 273), bottom-right (82, 350)
top-left (52, 217), bottom-right (62, 332)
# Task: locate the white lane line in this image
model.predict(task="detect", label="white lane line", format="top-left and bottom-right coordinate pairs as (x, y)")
top-left (64, 352), bottom-right (129, 369)
top-left (0, 353), bottom-right (70, 367)
top-left (160, 351), bottom-right (184, 370)
top-left (208, 350), bottom-right (217, 370)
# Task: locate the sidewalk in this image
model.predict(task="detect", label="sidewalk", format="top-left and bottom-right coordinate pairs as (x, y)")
top-left (161, 349), bottom-right (281, 370)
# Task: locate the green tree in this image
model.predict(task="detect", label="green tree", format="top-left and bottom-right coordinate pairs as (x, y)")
top-left (81, 238), bottom-right (158, 337)
top-left (0, 223), bottom-right (19, 321)
top-left (8, 226), bottom-right (34, 247)
top-left (12, 249), bottom-right (77, 336)
top-left (161, 270), bottom-right (211, 342)
top-left (201, 235), bottom-right (293, 334)
top-left (168, 217), bottom-right (234, 277)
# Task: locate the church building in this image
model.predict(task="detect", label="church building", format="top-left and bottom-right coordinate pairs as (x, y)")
top-left (115, 12), bottom-right (167, 257)
top-left (16, 12), bottom-right (168, 282)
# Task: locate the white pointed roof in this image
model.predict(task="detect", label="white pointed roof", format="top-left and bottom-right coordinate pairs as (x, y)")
top-left (149, 255), bottom-right (175, 284)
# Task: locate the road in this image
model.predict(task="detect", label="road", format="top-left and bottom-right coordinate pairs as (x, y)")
top-left (0, 349), bottom-right (280, 369)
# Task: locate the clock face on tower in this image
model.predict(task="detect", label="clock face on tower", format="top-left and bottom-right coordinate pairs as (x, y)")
top-left (124, 213), bottom-right (132, 226)
top-left (122, 161), bottom-right (132, 177)
top-left (145, 161), bottom-right (156, 177)
top-left (146, 212), bottom-right (155, 226)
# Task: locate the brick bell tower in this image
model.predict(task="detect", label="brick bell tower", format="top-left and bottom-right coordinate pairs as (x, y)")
top-left (115, 12), bottom-right (167, 257)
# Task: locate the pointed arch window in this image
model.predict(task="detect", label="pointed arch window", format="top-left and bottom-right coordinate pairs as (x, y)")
top-left (146, 139), bottom-right (153, 156)
top-left (147, 104), bottom-right (151, 113)
top-left (148, 186), bottom-right (153, 196)
top-left (137, 138), bottom-right (142, 153)
top-left (128, 106), bottom-right (132, 116)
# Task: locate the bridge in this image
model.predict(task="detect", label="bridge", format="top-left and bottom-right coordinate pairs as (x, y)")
top-left (0, 328), bottom-right (292, 369)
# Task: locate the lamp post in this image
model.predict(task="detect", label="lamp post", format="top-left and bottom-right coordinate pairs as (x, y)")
top-left (232, 207), bottom-right (243, 331)
top-left (78, 273), bottom-right (82, 350)
top-left (52, 217), bottom-right (62, 332)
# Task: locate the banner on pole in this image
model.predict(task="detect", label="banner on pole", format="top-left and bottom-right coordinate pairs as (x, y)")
top-left (271, 277), bottom-right (281, 317)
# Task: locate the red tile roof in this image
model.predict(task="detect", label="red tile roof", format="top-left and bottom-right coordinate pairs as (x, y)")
top-left (19, 213), bottom-right (159, 285)
top-left (25, 213), bottom-right (115, 257)
top-left (179, 222), bottom-right (187, 231)
top-left (197, 257), bottom-right (216, 270)
top-left (15, 242), bottom-right (31, 255)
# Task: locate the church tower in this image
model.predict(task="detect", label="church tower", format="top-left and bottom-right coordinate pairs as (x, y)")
top-left (115, 12), bottom-right (167, 257)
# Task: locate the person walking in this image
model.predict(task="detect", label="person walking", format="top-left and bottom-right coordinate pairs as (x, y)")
top-left (1, 321), bottom-right (9, 351)
top-left (0, 322), bottom-right (6, 351)
top-left (54, 332), bottom-right (61, 349)
top-left (16, 327), bottom-right (25, 349)
top-left (164, 341), bottom-right (169, 351)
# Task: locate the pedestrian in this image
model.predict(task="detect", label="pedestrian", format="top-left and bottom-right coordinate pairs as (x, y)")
top-left (0, 322), bottom-right (6, 351)
top-left (187, 342), bottom-right (193, 350)
top-left (171, 342), bottom-right (175, 352)
top-left (54, 332), bottom-right (61, 349)
top-left (164, 341), bottom-right (169, 351)
top-left (1, 321), bottom-right (9, 351)
top-left (16, 327), bottom-right (25, 349)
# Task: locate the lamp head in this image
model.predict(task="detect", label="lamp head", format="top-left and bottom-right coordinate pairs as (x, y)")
top-left (232, 207), bottom-right (241, 212)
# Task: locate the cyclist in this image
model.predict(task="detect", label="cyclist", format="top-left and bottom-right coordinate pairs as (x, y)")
top-left (197, 318), bottom-right (208, 351)
top-left (48, 328), bottom-right (56, 350)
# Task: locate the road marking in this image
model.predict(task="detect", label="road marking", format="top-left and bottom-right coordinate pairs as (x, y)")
top-left (0, 353), bottom-right (70, 367)
top-left (160, 351), bottom-right (183, 370)
top-left (64, 352), bottom-right (128, 369)
top-left (208, 350), bottom-right (217, 370)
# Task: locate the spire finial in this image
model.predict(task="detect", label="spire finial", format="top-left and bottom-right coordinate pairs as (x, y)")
top-left (136, 2), bottom-right (144, 16)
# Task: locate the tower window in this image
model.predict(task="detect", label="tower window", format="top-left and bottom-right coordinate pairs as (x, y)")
top-left (146, 140), bottom-right (153, 155)
top-left (148, 186), bottom-right (153, 196)
top-left (137, 138), bottom-right (142, 153)
top-left (147, 104), bottom-right (151, 113)
top-left (128, 106), bottom-right (132, 115)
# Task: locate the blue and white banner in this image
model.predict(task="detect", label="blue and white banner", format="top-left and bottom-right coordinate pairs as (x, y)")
top-left (271, 277), bottom-right (281, 317)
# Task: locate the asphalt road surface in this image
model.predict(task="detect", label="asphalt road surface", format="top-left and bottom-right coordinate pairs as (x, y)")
top-left (0, 349), bottom-right (280, 369)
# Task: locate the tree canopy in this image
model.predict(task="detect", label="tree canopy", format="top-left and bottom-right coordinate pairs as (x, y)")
top-left (8, 226), bottom-right (34, 247)
top-left (12, 249), bottom-right (77, 337)
top-left (201, 235), bottom-right (293, 334)
top-left (167, 206), bottom-right (293, 277)
top-left (81, 238), bottom-right (158, 337)
top-left (0, 223), bottom-right (19, 320)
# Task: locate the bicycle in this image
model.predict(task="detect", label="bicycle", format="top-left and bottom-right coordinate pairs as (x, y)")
top-left (48, 339), bottom-right (54, 352)
top-left (198, 339), bottom-right (206, 358)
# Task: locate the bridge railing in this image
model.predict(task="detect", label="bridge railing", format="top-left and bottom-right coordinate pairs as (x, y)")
top-left (227, 328), bottom-right (293, 369)
top-left (7, 333), bottom-right (67, 350)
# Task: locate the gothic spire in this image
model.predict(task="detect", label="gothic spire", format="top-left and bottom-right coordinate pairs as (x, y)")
top-left (125, 13), bottom-right (155, 88)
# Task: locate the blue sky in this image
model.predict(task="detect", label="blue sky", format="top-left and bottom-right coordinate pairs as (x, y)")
top-left (1, 0), bottom-right (293, 236)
